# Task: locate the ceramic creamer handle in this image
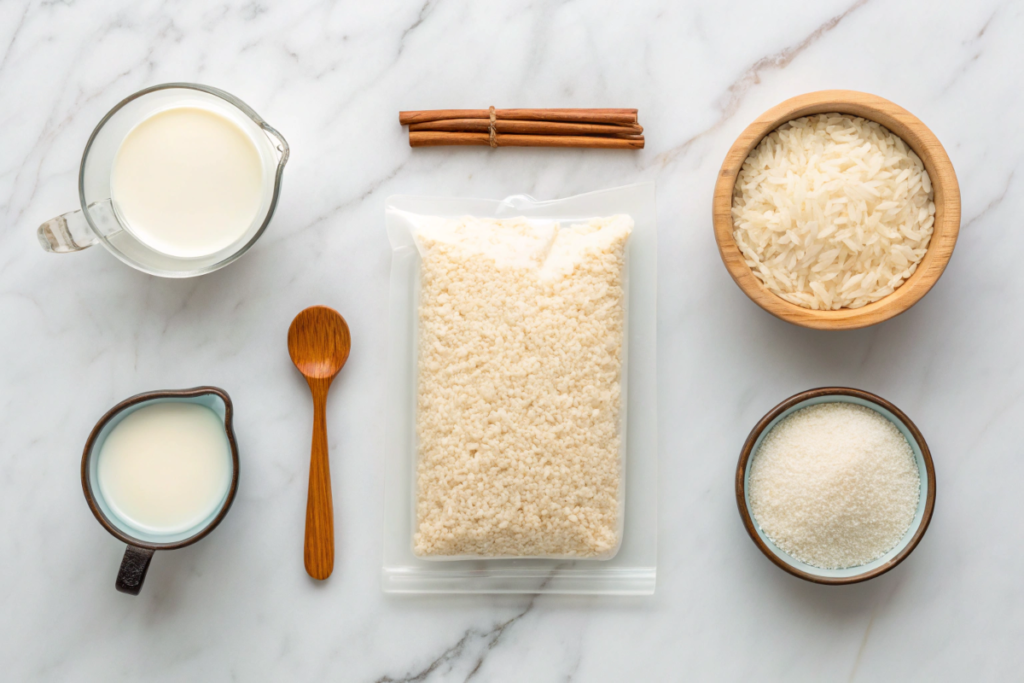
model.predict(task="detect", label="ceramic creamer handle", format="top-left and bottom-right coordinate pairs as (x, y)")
top-left (115, 545), bottom-right (154, 595)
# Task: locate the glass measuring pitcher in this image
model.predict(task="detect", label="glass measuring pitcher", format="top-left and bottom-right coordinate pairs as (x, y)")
top-left (37, 83), bottom-right (289, 278)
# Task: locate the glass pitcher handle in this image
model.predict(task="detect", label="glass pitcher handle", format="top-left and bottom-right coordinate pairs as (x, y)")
top-left (37, 199), bottom-right (120, 253)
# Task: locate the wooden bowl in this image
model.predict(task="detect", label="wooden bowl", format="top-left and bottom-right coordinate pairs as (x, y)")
top-left (713, 91), bottom-right (961, 330)
top-left (736, 387), bottom-right (936, 585)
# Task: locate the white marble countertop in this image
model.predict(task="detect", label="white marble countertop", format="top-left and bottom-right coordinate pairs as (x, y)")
top-left (2, 0), bottom-right (1022, 680)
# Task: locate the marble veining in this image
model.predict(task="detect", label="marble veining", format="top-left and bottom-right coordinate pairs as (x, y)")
top-left (2, 0), bottom-right (1024, 680)
top-left (656, 0), bottom-right (872, 166)
top-left (376, 599), bottom-right (536, 683)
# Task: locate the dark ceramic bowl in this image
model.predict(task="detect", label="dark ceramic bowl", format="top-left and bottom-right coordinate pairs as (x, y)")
top-left (82, 386), bottom-right (239, 594)
top-left (736, 387), bottom-right (935, 585)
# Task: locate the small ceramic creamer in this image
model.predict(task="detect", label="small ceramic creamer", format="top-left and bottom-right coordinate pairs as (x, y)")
top-left (82, 387), bottom-right (240, 595)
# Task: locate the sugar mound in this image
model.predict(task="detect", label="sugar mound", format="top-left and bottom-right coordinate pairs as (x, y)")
top-left (748, 402), bottom-right (920, 569)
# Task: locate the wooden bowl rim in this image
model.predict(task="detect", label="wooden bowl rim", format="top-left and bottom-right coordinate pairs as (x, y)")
top-left (735, 387), bottom-right (937, 585)
top-left (713, 90), bottom-right (961, 330)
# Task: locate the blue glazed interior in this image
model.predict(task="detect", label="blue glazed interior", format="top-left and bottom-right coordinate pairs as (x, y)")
top-left (744, 394), bottom-right (929, 579)
top-left (87, 393), bottom-right (232, 545)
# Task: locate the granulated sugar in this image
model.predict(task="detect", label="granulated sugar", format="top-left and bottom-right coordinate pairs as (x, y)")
top-left (747, 402), bottom-right (920, 569)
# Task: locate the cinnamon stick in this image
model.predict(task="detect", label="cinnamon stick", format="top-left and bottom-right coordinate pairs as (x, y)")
top-left (399, 108), bottom-right (638, 126)
top-left (409, 119), bottom-right (643, 137)
top-left (409, 131), bottom-right (644, 149)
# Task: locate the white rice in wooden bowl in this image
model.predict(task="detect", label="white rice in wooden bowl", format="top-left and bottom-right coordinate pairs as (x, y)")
top-left (732, 113), bottom-right (936, 310)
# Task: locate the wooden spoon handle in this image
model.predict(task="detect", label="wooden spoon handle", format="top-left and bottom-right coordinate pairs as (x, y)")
top-left (304, 382), bottom-right (334, 580)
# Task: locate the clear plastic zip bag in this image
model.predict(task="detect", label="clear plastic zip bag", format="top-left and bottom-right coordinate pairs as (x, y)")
top-left (383, 183), bottom-right (657, 594)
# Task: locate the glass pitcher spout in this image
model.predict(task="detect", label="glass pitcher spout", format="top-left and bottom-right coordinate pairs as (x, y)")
top-left (261, 121), bottom-right (290, 167)
top-left (38, 199), bottom-right (119, 253)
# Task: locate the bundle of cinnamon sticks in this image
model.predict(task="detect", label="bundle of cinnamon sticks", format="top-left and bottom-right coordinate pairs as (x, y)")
top-left (399, 108), bottom-right (643, 149)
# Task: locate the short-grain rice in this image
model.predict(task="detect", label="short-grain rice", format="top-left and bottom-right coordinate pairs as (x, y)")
top-left (413, 215), bottom-right (631, 558)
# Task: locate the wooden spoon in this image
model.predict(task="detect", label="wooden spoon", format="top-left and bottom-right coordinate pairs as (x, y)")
top-left (287, 306), bottom-right (351, 580)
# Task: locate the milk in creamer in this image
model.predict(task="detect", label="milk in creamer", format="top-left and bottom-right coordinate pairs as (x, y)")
top-left (97, 402), bottom-right (232, 535)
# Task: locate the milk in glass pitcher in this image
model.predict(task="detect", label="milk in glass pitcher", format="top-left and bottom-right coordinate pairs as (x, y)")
top-left (37, 83), bottom-right (289, 278)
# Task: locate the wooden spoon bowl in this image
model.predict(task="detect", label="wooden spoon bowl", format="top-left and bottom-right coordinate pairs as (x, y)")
top-left (712, 90), bottom-right (961, 330)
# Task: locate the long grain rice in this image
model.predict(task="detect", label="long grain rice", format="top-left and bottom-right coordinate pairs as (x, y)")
top-left (732, 114), bottom-right (936, 310)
